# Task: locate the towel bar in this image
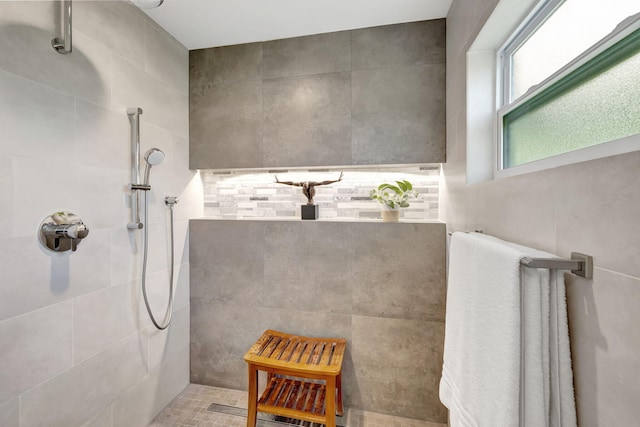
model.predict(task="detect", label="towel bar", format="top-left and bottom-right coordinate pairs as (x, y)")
top-left (448, 231), bottom-right (593, 279)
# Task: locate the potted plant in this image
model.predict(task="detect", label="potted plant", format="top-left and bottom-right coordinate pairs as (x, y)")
top-left (369, 180), bottom-right (418, 222)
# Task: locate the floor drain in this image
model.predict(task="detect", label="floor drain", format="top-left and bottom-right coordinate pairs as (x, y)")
top-left (206, 403), bottom-right (347, 427)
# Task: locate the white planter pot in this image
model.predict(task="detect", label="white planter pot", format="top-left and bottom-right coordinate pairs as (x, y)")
top-left (381, 205), bottom-right (400, 222)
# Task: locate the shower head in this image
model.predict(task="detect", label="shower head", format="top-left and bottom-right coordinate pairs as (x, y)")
top-left (143, 148), bottom-right (165, 185)
top-left (133, 0), bottom-right (164, 9)
top-left (144, 148), bottom-right (165, 166)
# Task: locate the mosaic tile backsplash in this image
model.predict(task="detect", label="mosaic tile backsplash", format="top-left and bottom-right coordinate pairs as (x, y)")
top-left (201, 166), bottom-right (440, 220)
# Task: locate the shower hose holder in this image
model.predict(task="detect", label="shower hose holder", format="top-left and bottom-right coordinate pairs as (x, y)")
top-left (39, 211), bottom-right (89, 252)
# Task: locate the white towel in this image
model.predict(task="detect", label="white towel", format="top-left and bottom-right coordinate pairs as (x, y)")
top-left (439, 232), bottom-right (576, 427)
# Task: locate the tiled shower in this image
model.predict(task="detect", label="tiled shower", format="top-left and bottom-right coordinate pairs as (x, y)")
top-left (1, 0), bottom-right (639, 427)
top-left (0, 1), bottom-right (199, 426)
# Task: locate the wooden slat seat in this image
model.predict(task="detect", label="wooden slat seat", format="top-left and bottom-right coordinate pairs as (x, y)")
top-left (244, 330), bottom-right (346, 427)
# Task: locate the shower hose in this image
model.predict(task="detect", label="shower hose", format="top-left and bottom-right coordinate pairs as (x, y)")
top-left (141, 191), bottom-right (175, 330)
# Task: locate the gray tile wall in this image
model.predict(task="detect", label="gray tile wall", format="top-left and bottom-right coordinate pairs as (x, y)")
top-left (0, 1), bottom-right (201, 426)
top-left (190, 19), bottom-right (446, 169)
top-left (444, 0), bottom-right (640, 425)
top-left (202, 166), bottom-right (440, 220)
top-left (189, 219), bottom-right (448, 423)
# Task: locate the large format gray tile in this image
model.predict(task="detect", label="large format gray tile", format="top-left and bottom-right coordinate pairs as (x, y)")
top-left (351, 315), bottom-right (446, 422)
top-left (147, 305), bottom-right (190, 373)
top-left (173, 262), bottom-right (191, 312)
top-left (352, 19), bottom-right (446, 70)
top-left (80, 406), bottom-right (112, 427)
top-left (0, 398), bottom-right (18, 427)
top-left (0, 232), bottom-right (110, 322)
top-left (144, 21), bottom-right (189, 95)
top-left (190, 301), bottom-right (266, 389)
top-left (470, 170), bottom-right (557, 254)
top-left (189, 80), bottom-right (263, 169)
top-left (214, 43), bottom-right (263, 84)
top-left (11, 156), bottom-right (126, 233)
top-left (0, 69), bottom-right (75, 159)
top-left (112, 55), bottom-right (188, 137)
top-left (351, 223), bottom-right (446, 321)
top-left (555, 150), bottom-right (640, 278)
top-left (74, 0), bottom-right (145, 68)
top-left (0, 302), bottom-right (72, 405)
top-left (190, 43), bottom-right (262, 88)
top-left (263, 222), bottom-right (352, 313)
top-left (0, 157), bottom-right (12, 239)
top-left (73, 283), bottom-right (141, 363)
top-left (263, 31), bottom-right (351, 78)
top-left (110, 227), bottom-right (142, 288)
top-left (189, 48), bottom-right (215, 89)
top-left (0, 16), bottom-right (111, 107)
top-left (20, 333), bottom-right (148, 427)
top-left (263, 72), bottom-right (351, 167)
top-left (75, 100), bottom-right (130, 172)
top-left (189, 220), bottom-right (265, 306)
top-left (112, 346), bottom-right (189, 427)
top-left (566, 268), bottom-right (640, 427)
top-left (352, 65), bottom-right (446, 164)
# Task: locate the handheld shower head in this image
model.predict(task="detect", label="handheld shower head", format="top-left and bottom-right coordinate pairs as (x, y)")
top-left (145, 148), bottom-right (165, 166)
top-left (143, 148), bottom-right (165, 185)
top-left (133, 0), bottom-right (164, 9)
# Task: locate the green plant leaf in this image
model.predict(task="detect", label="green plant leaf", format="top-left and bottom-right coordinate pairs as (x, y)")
top-left (403, 180), bottom-right (413, 191)
top-left (389, 185), bottom-right (402, 194)
top-left (396, 180), bottom-right (408, 192)
top-left (399, 201), bottom-right (409, 208)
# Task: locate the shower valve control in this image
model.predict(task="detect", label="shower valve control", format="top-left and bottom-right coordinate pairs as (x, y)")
top-left (39, 212), bottom-right (89, 252)
top-left (164, 196), bottom-right (179, 206)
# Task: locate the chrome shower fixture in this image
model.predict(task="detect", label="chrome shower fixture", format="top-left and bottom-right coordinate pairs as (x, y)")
top-left (52, 0), bottom-right (72, 54)
top-left (127, 109), bottom-right (165, 227)
top-left (127, 107), bottom-right (144, 229)
top-left (125, 107), bottom-right (176, 330)
top-left (133, 0), bottom-right (164, 9)
top-left (143, 148), bottom-right (165, 185)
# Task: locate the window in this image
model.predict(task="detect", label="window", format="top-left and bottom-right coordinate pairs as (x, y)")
top-left (497, 0), bottom-right (640, 172)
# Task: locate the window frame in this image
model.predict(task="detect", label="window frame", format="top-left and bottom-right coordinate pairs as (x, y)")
top-left (495, 1), bottom-right (640, 178)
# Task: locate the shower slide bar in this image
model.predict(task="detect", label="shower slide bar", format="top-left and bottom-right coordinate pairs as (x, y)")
top-left (448, 230), bottom-right (593, 279)
top-left (127, 107), bottom-right (144, 229)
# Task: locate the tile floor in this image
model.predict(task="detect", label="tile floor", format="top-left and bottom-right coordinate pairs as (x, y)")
top-left (149, 384), bottom-right (447, 427)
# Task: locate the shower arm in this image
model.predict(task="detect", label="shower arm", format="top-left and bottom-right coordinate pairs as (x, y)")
top-left (52, 0), bottom-right (72, 54)
top-left (127, 107), bottom-right (146, 230)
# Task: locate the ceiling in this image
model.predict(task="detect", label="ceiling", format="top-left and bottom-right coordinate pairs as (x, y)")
top-left (140, 0), bottom-right (452, 50)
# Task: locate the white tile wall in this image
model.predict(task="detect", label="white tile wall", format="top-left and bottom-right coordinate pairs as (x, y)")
top-left (0, 1), bottom-right (199, 426)
top-left (0, 302), bottom-right (72, 404)
top-left (20, 333), bottom-right (149, 427)
top-left (444, 0), bottom-right (640, 425)
top-left (0, 398), bottom-right (19, 427)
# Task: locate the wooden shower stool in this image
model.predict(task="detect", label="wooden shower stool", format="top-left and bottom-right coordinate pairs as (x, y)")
top-left (243, 329), bottom-right (346, 427)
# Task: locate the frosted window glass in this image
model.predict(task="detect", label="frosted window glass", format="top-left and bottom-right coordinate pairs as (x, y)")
top-left (511, 0), bottom-right (639, 101)
top-left (504, 42), bottom-right (640, 168)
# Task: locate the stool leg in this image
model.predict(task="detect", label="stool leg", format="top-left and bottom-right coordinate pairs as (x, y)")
top-left (336, 372), bottom-right (344, 416)
top-left (247, 365), bottom-right (258, 427)
top-left (325, 376), bottom-right (337, 427)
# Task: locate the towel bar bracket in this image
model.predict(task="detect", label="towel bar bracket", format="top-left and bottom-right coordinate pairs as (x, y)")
top-left (570, 252), bottom-right (593, 279)
top-left (520, 252), bottom-right (593, 279)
